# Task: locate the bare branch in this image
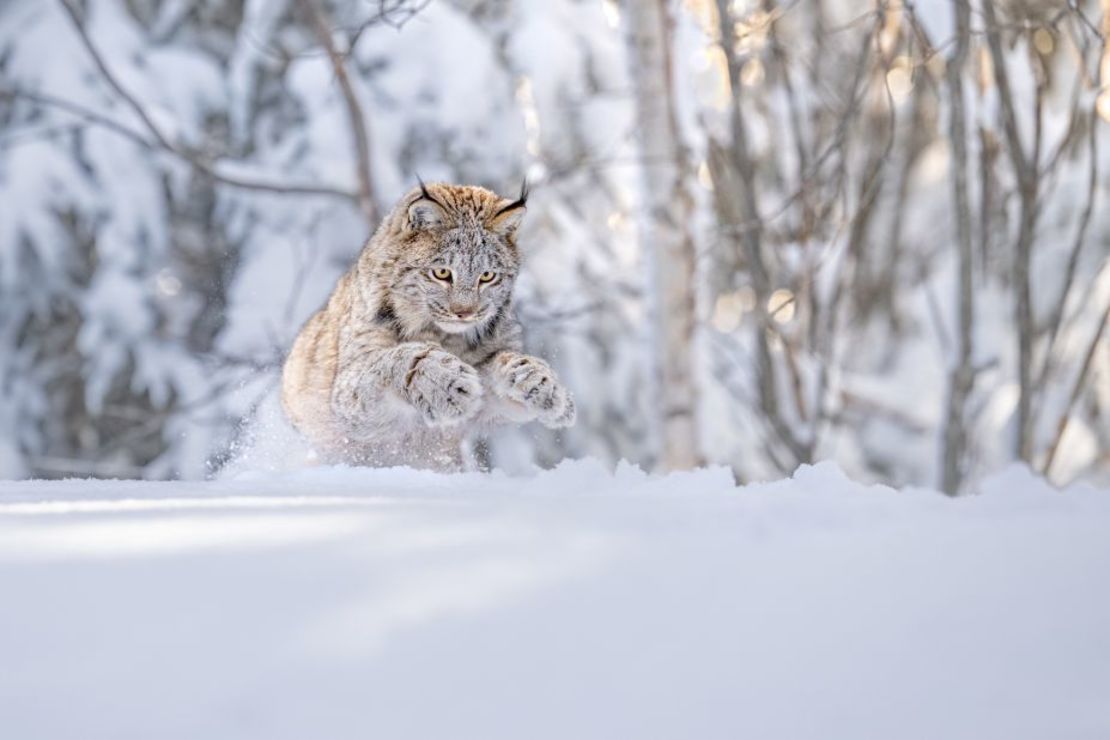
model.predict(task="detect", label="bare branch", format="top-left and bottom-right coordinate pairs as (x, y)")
top-left (1041, 298), bottom-right (1110, 480)
top-left (710, 0), bottom-right (819, 468)
top-left (0, 87), bottom-right (154, 149)
top-left (299, 0), bottom-right (381, 226)
top-left (349, 0), bottom-right (432, 45)
top-left (1034, 26), bottom-right (1105, 418)
top-left (55, 0), bottom-right (358, 202)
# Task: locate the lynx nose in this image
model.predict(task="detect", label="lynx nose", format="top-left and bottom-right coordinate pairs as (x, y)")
top-left (451, 305), bottom-right (478, 321)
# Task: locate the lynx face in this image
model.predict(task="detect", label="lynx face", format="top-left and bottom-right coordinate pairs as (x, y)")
top-left (415, 225), bottom-right (516, 334)
top-left (390, 182), bottom-right (526, 337)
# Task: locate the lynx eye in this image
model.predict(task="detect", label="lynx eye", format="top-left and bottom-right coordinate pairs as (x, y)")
top-left (478, 271), bottom-right (497, 284)
top-left (431, 267), bottom-right (453, 282)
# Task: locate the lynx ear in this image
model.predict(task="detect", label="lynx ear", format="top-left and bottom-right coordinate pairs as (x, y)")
top-left (409, 199), bottom-right (445, 229)
top-left (488, 180), bottom-right (528, 237)
top-left (408, 177), bottom-right (447, 229)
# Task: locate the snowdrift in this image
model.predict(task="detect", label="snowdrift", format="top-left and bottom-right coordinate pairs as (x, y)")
top-left (1, 460), bottom-right (1108, 739)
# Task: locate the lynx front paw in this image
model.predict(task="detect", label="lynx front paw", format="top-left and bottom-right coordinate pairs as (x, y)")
top-left (405, 349), bottom-right (483, 427)
top-left (494, 353), bottom-right (576, 429)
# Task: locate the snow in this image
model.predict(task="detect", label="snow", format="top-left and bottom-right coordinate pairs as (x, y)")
top-left (2, 460), bottom-right (1109, 739)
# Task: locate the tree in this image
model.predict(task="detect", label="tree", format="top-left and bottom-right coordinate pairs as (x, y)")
top-left (623, 0), bottom-right (702, 470)
top-left (940, 0), bottom-right (975, 495)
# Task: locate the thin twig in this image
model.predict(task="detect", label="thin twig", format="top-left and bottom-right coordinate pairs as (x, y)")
top-left (55, 0), bottom-right (358, 202)
top-left (299, 0), bottom-right (380, 226)
top-left (0, 87), bottom-right (153, 148)
top-left (1034, 25), bottom-right (1104, 409)
top-left (1041, 299), bottom-right (1110, 480)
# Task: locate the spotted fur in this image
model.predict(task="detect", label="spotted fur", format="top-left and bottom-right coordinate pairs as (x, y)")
top-left (281, 182), bottom-right (575, 471)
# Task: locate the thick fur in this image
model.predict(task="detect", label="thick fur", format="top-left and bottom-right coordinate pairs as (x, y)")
top-left (281, 182), bottom-right (575, 471)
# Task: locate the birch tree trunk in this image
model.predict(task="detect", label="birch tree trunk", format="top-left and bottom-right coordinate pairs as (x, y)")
top-left (981, 0), bottom-right (1039, 463)
top-left (623, 0), bottom-right (701, 470)
top-left (940, 0), bottom-right (975, 495)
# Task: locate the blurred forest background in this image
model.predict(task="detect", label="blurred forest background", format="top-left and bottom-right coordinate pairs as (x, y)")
top-left (0, 0), bottom-right (1108, 491)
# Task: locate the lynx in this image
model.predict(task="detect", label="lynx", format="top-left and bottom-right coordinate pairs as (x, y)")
top-left (281, 181), bottom-right (575, 471)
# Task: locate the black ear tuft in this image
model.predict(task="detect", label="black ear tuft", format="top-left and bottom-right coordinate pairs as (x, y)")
top-left (493, 179), bottom-right (528, 218)
top-left (488, 179), bottom-right (528, 236)
top-left (416, 174), bottom-right (432, 202)
top-left (409, 175), bottom-right (448, 229)
top-left (414, 174), bottom-right (447, 208)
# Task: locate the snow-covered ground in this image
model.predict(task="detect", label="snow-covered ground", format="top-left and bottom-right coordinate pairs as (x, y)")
top-left (1, 460), bottom-right (1108, 740)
